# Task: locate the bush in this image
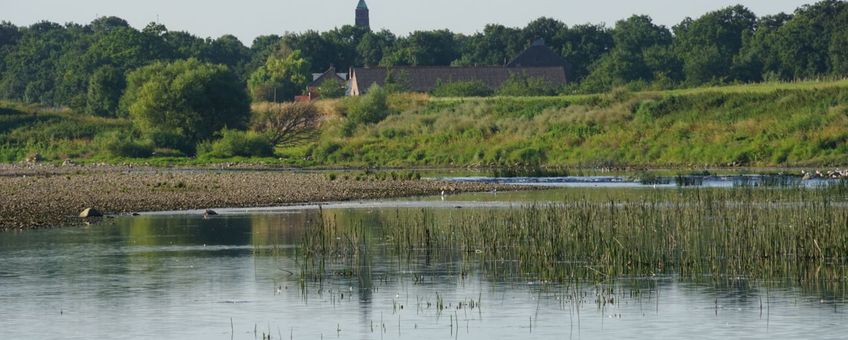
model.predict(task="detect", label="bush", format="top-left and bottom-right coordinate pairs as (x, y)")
top-left (496, 73), bottom-right (560, 97)
top-left (316, 78), bottom-right (345, 99)
top-left (346, 84), bottom-right (389, 125)
top-left (200, 129), bottom-right (275, 158)
top-left (95, 131), bottom-right (153, 158)
top-left (147, 130), bottom-right (194, 155)
top-left (252, 102), bottom-right (320, 147)
top-left (431, 80), bottom-right (493, 97)
top-left (121, 58), bottom-right (251, 146)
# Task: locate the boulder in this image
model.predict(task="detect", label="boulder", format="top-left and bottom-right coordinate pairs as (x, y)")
top-left (79, 208), bottom-right (103, 218)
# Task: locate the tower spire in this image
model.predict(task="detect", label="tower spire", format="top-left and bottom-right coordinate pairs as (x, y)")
top-left (355, 0), bottom-right (370, 30)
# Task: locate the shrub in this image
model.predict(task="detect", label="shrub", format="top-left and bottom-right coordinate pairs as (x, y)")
top-left (147, 130), bottom-right (194, 155)
top-left (95, 131), bottom-right (153, 158)
top-left (200, 129), bottom-right (274, 158)
top-left (316, 78), bottom-right (345, 99)
top-left (496, 73), bottom-right (560, 97)
top-left (121, 58), bottom-right (251, 146)
top-left (432, 80), bottom-right (493, 97)
top-left (252, 102), bottom-right (320, 147)
top-left (347, 84), bottom-right (389, 124)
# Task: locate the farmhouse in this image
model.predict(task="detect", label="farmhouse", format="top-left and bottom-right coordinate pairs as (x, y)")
top-left (349, 39), bottom-right (569, 96)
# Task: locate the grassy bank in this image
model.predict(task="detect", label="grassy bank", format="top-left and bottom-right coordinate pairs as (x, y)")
top-left (307, 80), bottom-right (848, 168)
top-left (3, 80), bottom-right (848, 168)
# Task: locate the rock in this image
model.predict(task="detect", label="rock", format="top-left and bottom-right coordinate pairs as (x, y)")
top-left (203, 209), bottom-right (218, 216)
top-left (79, 208), bottom-right (103, 218)
top-left (62, 159), bottom-right (75, 167)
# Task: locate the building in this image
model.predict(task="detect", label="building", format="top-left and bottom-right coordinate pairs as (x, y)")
top-left (294, 66), bottom-right (348, 102)
top-left (349, 39), bottom-right (569, 96)
top-left (355, 0), bottom-right (370, 29)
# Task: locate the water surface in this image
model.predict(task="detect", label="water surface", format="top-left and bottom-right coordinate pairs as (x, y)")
top-left (1, 188), bottom-right (846, 339)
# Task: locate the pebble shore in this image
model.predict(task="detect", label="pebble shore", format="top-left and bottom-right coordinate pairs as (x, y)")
top-left (0, 164), bottom-right (513, 230)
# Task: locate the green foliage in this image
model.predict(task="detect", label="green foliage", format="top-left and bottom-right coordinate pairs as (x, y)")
top-left (674, 5), bottom-right (757, 84)
top-left (4, 4), bottom-right (848, 109)
top-left (251, 102), bottom-right (320, 146)
top-left (346, 84), bottom-right (389, 125)
top-left (496, 74), bottom-right (559, 97)
top-left (95, 131), bottom-right (153, 158)
top-left (315, 78), bottom-right (345, 99)
top-left (248, 50), bottom-right (311, 102)
top-left (431, 80), bottom-right (493, 97)
top-left (306, 80), bottom-right (848, 167)
top-left (199, 129), bottom-right (274, 158)
top-left (121, 58), bottom-right (250, 151)
top-left (85, 66), bottom-right (125, 116)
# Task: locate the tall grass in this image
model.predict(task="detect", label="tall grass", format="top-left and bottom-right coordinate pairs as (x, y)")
top-left (298, 185), bottom-right (848, 293)
top-left (308, 79), bottom-right (848, 167)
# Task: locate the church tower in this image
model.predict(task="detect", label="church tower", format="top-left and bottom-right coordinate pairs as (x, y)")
top-left (355, 0), bottom-right (370, 30)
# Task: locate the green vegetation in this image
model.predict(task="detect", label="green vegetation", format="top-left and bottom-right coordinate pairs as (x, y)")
top-left (299, 184), bottom-right (848, 286)
top-left (496, 74), bottom-right (560, 97)
top-left (2, 1), bottom-right (848, 166)
top-left (315, 78), bottom-right (346, 99)
top-left (306, 80), bottom-right (848, 167)
top-left (3, 80), bottom-right (848, 167)
top-left (251, 102), bottom-right (320, 147)
top-left (248, 51), bottom-right (311, 102)
top-left (431, 80), bottom-right (493, 98)
top-left (121, 59), bottom-right (250, 153)
top-left (197, 129), bottom-right (274, 158)
top-left (2, 1), bottom-right (848, 110)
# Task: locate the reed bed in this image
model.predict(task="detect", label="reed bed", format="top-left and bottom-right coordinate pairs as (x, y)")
top-left (298, 184), bottom-right (848, 292)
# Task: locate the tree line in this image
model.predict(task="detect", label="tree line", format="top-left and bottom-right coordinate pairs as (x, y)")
top-left (1, 0), bottom-right (847, 112)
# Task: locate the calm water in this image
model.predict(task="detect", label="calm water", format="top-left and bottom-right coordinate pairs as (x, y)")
top-left (1, 188), bottom-right (847, 339)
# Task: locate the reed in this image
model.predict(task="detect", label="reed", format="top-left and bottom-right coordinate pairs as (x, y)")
top-left (298, 184), bottom-right (848, 293)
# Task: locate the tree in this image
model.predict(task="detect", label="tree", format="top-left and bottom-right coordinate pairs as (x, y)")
top-left (89, 16), bottom-right (130, 35)
top-left (559, 24), bottom-right (614, 81)
top-left (735, 13), bottom-right (793, 81)
top-left (284, 31), bottom-right (339, 73)
top-left (523, 17), bottom-right (567, 48)
top-left (387, 30), bottom-right (460, 66)
top-left (357, 30), bottom-right (396, 67)
top-left (121, 58), bottom-right (250, 150)
top-left (674, 5), bottom-right (757, 84)
top-left (201, 35), bottom-right (250, 78)
top-left (456, 24), bottom-right (524, 66)
top-left (316, 78), bottom-right (346, 99)
top-left (251, 102), bottom-right (320, 147)
top-left (247, 50), bottom-right (311, 102)
top-left (581, 15), bottom-right (677, 91)
top-left (771, 1), bottom-right (848, 79)
top-left (85, 66), bottom-right (125, 116)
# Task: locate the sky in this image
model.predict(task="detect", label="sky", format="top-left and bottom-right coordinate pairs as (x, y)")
top-left (2, 0), bottom-right (820, 45)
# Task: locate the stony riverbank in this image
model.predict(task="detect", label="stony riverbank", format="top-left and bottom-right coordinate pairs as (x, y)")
top-left (0, 164), bottom-right (514, 230)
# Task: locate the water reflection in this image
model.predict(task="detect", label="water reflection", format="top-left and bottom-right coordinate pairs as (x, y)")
top-left (0, 206), bottom-right (846, 339)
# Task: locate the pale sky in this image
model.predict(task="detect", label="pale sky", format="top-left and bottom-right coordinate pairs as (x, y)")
top-left (2, 0), bottom-right (818, 45)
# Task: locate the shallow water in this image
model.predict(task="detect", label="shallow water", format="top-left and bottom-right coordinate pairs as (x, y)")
top-left (1, 189), bottom-right (847, 339)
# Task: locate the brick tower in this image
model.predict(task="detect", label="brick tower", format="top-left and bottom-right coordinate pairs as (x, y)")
top-left (355, 0), bottom-right (370, 30)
